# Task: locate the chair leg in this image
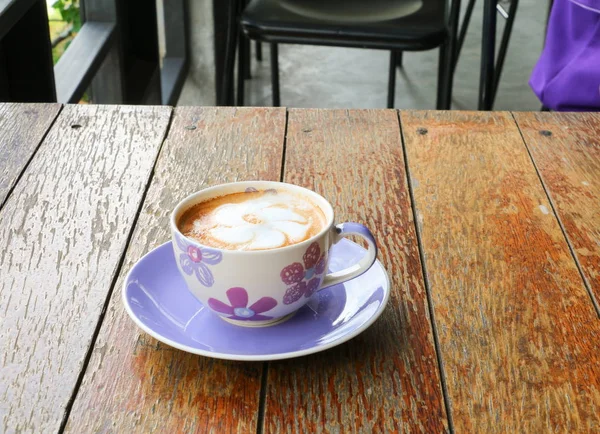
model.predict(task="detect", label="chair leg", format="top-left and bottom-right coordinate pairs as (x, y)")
top-left (478, 0), bottom-right (496, 110)
top-left (396, 50), bottom-right (403, 69)
top-left (256, 41), bottom-right (262, 61)
top-left (545, 0), bottom-right (554, 36)
top-left (436, 43), bottom-right (453, 110)
top-left (221, 0), bottom-right (239, 106)
top-left (491, 0), bottom-right (519, 103)
top-left (236, 29), bottom-right (246, 106)
top-left (244, 35), bottom-right (251, 79)
top-left (242, 0), bottom-right (251, 79)
top-left (437, 0), bottom-right (460, 110)
top-left (270, 43), bottom-right (280, 107)
top-left (388, 51), bottom-right (397, 109)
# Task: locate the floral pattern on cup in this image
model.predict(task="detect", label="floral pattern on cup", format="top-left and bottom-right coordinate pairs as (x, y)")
top-left (175, 233), bottom-right (222, 287)
top-left (245, 186), bottom-right (277, 194)
top-left (208, 287), bottom-right (277, 321)
top-left (281, 242), bottom-right (327, 304)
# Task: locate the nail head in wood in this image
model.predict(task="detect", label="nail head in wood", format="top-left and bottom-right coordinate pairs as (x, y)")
top-left (540, 130), bottom-right (552, 137)
top-left (417, 127), bottom-right (428, 135)
top-left (185, 125), bottom-right (197, 130)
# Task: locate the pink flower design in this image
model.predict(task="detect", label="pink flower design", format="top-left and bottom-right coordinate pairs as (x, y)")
top-left (208, 287), bottom-right (277, 321)
top-left (281, 242), bottom-right (327, 304)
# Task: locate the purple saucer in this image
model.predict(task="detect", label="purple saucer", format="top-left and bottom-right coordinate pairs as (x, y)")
top-left (122, 239), bottom-right (390, 361)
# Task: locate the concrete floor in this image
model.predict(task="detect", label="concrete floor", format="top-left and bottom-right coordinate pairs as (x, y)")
top-left (178, 0), bottom-right (545, 110)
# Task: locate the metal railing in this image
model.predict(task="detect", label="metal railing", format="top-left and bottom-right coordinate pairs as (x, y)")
top-left (0, 0), bottom-right (188, 105)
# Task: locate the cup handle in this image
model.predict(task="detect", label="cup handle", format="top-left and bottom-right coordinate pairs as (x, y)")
top-left (320, 222), bottom-right (378, 289)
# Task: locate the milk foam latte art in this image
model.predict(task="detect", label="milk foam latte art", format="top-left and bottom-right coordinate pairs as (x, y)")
top-left (178, 188), bottom-right (327, 251)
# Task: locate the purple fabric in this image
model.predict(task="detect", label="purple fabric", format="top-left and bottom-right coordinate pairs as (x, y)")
top-left (529, 0), bottom-right (600, 111)
top-left (571, 0), bottom-right (600, 13)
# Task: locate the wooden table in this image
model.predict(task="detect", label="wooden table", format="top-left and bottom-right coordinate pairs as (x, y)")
top-left (1, 104), bottom-right (599, 433)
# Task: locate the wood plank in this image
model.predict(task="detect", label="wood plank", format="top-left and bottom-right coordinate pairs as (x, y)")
top-left (82, 0), bottom-right (123, 103)
top-left (54, 22), bottom-right (115, 103)
top-left (0, 104), bottom-right (171, 432)
top-left (401, 110), bottom-right (600, 432)
top-left (0, 103), bottom-right (61, 207)
top-left (263, 109), bottom-right (448, 432)
top-left (160, 0), bottom-right (188, 105)
top-left (513, 112), bottom-right (600, 312)
top-left (161, 56), bottom-right (187, 106)
top-left (65, 107), bottom-right (286, 433)
top-left (163, 0), bottom-right (187, 58)
top-left (0, 0), bottom-right (36, 40)
top-left (119, 0), bottom-right (161, 104)
top-left (0, 0), bottom-right (56, 102)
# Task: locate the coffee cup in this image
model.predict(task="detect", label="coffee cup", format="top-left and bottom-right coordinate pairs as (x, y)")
top-left (170, 181), bottom-right (377, 327)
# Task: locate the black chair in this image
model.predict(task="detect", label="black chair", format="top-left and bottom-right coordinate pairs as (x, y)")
top-left (221, 0), bottom-right (461, 109)
top-left (458, 0), bottom-right (519, 110)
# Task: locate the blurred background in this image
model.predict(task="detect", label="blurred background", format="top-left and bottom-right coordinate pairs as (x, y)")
top-left (182, 0), bottom-right (545, 110)
top-left (2, 0), bottom-right (546, 109)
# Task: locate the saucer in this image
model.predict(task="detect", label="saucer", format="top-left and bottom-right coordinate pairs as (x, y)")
top-left (122, 239), bottom-right (390, 361)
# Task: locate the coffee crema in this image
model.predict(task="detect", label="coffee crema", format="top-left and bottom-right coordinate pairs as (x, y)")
top-left (178, 189), bottom-right (327, 251)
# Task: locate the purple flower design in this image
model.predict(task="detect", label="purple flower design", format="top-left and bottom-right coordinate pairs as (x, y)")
top-left (281, 241), bottom-right (327, 304)
top-left (175, 233), bottom-right (222, 287)
top-left (244, 186), bottom-right (277, 194)
top-left (208, 287), bottom-right (277, 321)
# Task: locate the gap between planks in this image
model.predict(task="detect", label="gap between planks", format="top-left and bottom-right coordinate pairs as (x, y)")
top-left (57, 108), bottom-right (176, 434)
top-left (0, 104), bottom-right (64, 213)
top-left (256, 108), bottom-right (289, 434)
top-left (262, 108), bottom-right (449, 432)
top-left (510, 111), bottom-right (600, 319)
top-left (397, 110), bottom-right (455, 434)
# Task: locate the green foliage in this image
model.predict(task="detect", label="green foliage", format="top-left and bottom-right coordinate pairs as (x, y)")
top-left (51, 0), bottom-right (81, 32)
top-left (49, 0), bottom-right (90, 102)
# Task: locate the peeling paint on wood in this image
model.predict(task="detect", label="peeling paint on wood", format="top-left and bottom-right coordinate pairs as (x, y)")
top-left (402, 110), bottom-right (600, 432)
top-left (514, 112), bottom-right (600, 312)
top-left (0, 103), bottom-right (61, 207)
top-left (6, 107), bottom-right (600, 432)
top-left (263, 109), bottom-right (448, 433)
top-left (64, 107), bottom-right (286, 433)
top-left (0, 104), bottom-right (172, 433)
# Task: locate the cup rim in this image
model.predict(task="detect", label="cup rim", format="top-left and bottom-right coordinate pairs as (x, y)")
top-left (170, 180), bottom-right (335, 255)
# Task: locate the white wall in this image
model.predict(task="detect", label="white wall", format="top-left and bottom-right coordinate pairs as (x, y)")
top-left (178, 0), bottom-right (216, 106)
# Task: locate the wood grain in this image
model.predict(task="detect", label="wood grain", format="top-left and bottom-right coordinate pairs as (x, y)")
top-left (0, 104), bottom-right (171, 432)
top-left (65, 107), bottom-right (286, 433)
top-left (513, 112), bottom-right (600, 312)
top-left (402, 110), bottom-right (600, 432)
top-left (263, 109), bottom-right (448, 433)
top-left (0, 103), bottom-right (61, 207)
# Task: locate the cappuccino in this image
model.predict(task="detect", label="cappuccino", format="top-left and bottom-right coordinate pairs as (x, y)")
top-left (178, 189), bottom-right (327, 251)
